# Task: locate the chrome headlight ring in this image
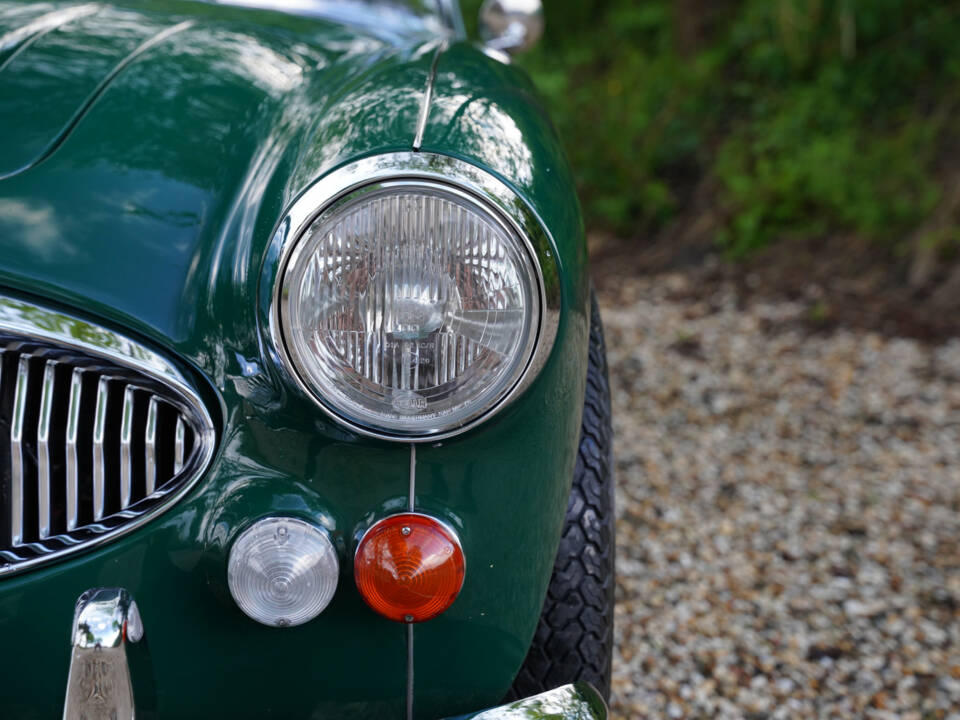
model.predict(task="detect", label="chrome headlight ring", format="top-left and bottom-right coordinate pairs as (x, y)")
top-left (262, 152), bottom-right (560, 442)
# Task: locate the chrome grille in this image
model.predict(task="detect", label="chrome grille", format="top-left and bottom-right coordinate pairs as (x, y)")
top-left (0, 296), bottom-right (214, 576)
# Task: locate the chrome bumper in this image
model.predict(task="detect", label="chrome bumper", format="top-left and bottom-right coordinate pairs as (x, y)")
top-left (62, 588), bottom-right (606, 720)
top-left (443, 683), bottom-right (609, 720)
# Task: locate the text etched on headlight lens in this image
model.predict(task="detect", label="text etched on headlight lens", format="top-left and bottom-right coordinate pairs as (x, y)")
top-left (279, 182), bottom-right (540, 437)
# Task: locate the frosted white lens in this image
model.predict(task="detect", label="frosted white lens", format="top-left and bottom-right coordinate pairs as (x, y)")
top-left (280, 183), bottom-right (540, 436)
top-left (228, 517), bottom-right (339, 627)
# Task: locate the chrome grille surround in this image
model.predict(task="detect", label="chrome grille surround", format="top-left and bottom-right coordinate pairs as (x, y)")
top-left (0, 295), bottom-right (215, 577)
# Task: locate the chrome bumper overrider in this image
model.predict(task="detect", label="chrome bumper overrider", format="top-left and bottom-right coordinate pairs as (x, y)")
top-left (61, 588), bottom-right (606, 720)
top-left (63, 588), bottom-right (144, 720)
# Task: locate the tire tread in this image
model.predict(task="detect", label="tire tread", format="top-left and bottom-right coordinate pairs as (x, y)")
top-left (508, 291), bottom-right (615, 700)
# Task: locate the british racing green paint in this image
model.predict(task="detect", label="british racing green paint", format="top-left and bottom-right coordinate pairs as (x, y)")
top-left (0, 2), bottom-right (589, 718)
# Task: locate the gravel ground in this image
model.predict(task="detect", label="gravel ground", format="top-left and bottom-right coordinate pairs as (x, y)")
top-left (601, 271), bottom-right (960, 719)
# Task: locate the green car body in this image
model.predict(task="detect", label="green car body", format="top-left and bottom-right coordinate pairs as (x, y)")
top-left (0, 1), bottom-right (596, 718)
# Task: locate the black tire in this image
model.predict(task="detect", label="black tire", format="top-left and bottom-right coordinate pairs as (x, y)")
top-left (509, 290), bottom-right (615, 701)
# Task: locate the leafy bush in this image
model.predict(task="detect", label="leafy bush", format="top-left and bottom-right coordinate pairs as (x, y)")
top-left (463, 0), bottom-right (960, 254)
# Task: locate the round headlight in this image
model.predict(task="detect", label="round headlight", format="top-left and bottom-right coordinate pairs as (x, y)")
top-left (275, 169), bottom-right (548, 439)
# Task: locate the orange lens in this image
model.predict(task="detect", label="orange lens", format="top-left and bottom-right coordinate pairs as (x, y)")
top-left (354, 513), bottom-right (465, 623)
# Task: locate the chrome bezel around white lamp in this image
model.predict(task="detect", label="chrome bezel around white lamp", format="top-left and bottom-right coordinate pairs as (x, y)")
top-left (264, 152), bottom-right (560, 442)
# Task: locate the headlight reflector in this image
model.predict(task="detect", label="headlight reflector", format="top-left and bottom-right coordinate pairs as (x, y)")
top-left (278, 181), bottom-right (541, 437)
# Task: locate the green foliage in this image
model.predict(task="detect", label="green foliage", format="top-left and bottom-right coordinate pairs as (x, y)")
top-left (462, 0), bottom-right (960, 252)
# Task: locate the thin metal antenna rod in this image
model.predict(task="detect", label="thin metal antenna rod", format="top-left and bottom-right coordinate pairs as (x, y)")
top-left (408, 444), bottom-right (416, 511)
top-left (406, 442), bottom-right (417, 720)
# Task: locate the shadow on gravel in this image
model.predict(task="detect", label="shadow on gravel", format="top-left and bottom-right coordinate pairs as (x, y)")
top-left (591, 233), bottom-right (960, 344)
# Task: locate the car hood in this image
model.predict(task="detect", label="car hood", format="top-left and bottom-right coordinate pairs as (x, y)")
top-left (0, 0), bottom-right (435, 354)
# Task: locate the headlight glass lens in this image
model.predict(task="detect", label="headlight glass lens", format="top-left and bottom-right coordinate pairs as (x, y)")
top-left (280, 183), bottom-right (540, 436)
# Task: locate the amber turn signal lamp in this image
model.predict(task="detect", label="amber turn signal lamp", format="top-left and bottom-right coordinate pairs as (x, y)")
top-left (354, 513), bottom-right (465, 623)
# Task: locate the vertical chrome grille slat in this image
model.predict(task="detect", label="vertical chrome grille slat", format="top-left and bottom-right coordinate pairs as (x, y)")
top-left (145, 397), bottom-right (157, 496)
top-left (0, 352), bottom-right (3, 541)
top-left (120, 385), bottom-right (135, 509)
top-left (10, 356), bottom-right (29, 546)
top-left (92, 376), bottom-right (109, 522)
top-left (174, 415), bottom-right (185, 476)
top-left (65, 368), bottom-right (83, 532)
top-left (0, 353), bottom-right (4, 541)
top-left (36, 361), bottom-right (55, 539)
